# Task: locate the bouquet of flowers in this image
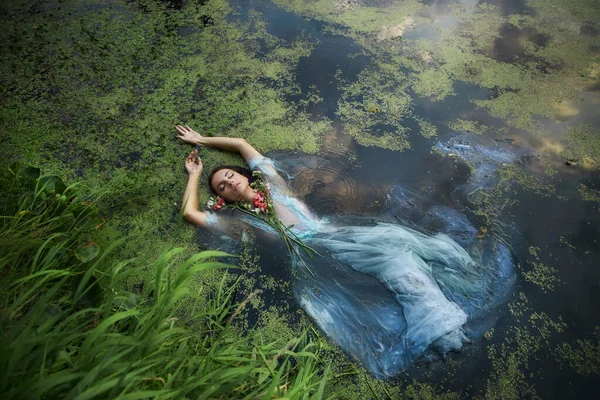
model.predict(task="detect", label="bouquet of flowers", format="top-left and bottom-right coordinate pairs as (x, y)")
top-left (207, 171), bottom-right (317, 268)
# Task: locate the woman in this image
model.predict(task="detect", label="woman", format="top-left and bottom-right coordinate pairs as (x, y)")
top-left (176, 125), bottom-right (516, 378)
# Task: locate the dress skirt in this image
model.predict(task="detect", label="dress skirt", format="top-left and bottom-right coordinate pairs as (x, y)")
top-left (293, 220), bottom-right (515, 378)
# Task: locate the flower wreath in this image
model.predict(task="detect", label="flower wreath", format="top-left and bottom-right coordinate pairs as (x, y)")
top-left (207, 171), bottom-right (317, 268)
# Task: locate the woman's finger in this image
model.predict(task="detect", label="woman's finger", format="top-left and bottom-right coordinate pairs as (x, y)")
top-left (176, 125), bottom-right (191, 135)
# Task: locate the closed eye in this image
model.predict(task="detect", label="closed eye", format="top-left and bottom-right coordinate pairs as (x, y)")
top-left (218, 172), bottom-right (234, 192)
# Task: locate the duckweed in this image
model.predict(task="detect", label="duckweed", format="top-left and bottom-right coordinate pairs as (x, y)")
top-left (557, 326), bottom-right (600, 376)
top-left (2, 0), bottom-right (599, 397)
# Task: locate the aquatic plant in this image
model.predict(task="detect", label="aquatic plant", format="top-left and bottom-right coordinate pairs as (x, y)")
top-left (1, 0), bottom-right (598, 397)
top-left (0, 165), bottom-right (330, 399)
top-left (557, 326), bottom-right (600, 376)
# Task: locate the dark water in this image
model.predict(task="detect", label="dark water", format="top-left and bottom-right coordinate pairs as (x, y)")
top-left (229, 0), bottom-right (600, 398)
top-left (2, 0), bottom-right (597, 395)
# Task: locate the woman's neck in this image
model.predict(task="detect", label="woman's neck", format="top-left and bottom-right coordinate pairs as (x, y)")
top-left (241, 186), bottom-right (257, 203)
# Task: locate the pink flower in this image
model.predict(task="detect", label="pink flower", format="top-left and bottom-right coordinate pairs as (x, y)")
top-left (212, 196), bottom-right (225, 211)
top-left (252, 190), bottom-right (268, 214)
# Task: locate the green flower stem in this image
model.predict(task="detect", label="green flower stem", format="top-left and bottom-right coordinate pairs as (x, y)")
top-left (209, 173), bottom-right (319, 275)
top-left (232, 205), bottom-right (317, 276)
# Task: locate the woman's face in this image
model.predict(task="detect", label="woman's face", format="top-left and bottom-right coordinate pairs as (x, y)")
top-left (210, 168), bottom-right (249, 202)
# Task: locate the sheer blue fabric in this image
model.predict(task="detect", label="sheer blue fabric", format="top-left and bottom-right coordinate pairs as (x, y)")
top-left (434, 131), bottom-right (532, 205)
top-left (207, 155), bottom-right (516, 378)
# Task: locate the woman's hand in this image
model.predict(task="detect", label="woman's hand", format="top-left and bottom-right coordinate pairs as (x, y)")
top-left (176, 125), bottom-right (203, 145)
top-left (176, 124), bottom-right (263, 162)
top-left (185, 149), bottom-right (203, 176)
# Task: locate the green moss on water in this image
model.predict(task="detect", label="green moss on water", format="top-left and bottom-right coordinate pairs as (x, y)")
top-left (578, 183), bottom-right (600, 204)
top-left (508, 292), bottom-right (530, 321)
top-left (543, 166), bottom-right (558, 177)
top-left (527, 0), bottom-right (600, 30)
top-left (324, 363), bottom-right (404, 400)
top-left (470, 187), bottom-right (514, 229)
top-left (411, 1), bottom-right (597, 133)
top-left (411, 69), bottom-right (455, 102)
top-left (271, 0), bottom-right (436, 151)
top-left (447, 119), bottom-right (491, 135)
top-left (271, 0), bottom-right (425, 39)
top-left (559, 236), bottom-right (577, 252)
top-left (556, 326), bottom-right (600, 376)
top-left (274, 0), bottom-right (599, 183)
top-left (468, 164), bottom-right (556, 233)
top-left (522, 240), bottom-right (561, 293)
top-left (484, 328), bottom-right (495, 341)
top-left (336, 62), bottom-right (413, 151)
top-left (3, 0), bottom-right (599, 396)
top-left (252, 306), bottom-right (306, 346)
top-left (269, 0), bottom-right (598, 158)
top-left (484, 346), bottom-right (528, 400)
top-left (530, 312), bottom-right (567, 343)
top-left (522, 261), bottom-right (560, 292)
top-left (497, 165), bottom-right (556, 197)
top-left (416, 117), bottom-right (438, 138)
top-left (561, 123), bottom-right (600, 169)
top-left (403, 381), bottom-right (459, 400)
top-left (485, 294), bottom-right (567, 400)
top-left (529, 245), bottom-right (541, 258)
top-left (0, 0), bottom-right (333, 266)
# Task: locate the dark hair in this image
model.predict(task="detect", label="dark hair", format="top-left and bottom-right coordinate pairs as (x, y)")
top-left (208, 165), bottom-right (256, 195)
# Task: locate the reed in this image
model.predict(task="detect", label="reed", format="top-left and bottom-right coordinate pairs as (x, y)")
top-left (0, 165), bottom-right (331, 399)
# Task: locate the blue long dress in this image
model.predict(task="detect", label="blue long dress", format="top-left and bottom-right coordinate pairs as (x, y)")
top-left (205, 156), bottom-right (516, 379)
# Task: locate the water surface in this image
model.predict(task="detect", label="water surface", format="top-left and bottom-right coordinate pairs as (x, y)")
top-left (1, 0), bottom-right (599, 398)
top-left (231, 0), bottom-right (600, 397)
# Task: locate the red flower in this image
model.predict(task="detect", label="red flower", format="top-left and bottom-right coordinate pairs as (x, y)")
top-left (212, 196), bottom-right (225, 211)
top-left (253, 190), bottom-right (269, 213)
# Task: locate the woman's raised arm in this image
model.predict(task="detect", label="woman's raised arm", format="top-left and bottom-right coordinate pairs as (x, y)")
top-left (176, 125), bottom-right (262, 162)
top-left (181, 149), bottom-right (211, 228)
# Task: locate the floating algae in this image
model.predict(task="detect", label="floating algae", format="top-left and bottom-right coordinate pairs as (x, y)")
top-left (557, 326), bottom-right (600, 376)
top-left (447, 119), bottom-right (495, 136)
top-left (0, 0), bottom-right (334, 266)
top-left (578, 183), bottom-right (600, 203)
top-left (335, 62), bottom-right (413, 150)
top-left (2, 0), bottom-right (600, 397)
top-left (561, 123), bottom-right (600, 170)
top-left (411, 68), bottom-right (455, 102)
top-left (522, 261), bottom-right (560, 293)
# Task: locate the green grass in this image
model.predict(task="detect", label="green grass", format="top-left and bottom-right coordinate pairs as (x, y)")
top-left (0, 165), bottom-right (331, 399)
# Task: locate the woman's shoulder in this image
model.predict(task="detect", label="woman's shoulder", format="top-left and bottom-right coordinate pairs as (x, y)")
top-left (247, 156), bottom-right (276, 175)
top-left (247, 156), bottom-right (292, 192)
